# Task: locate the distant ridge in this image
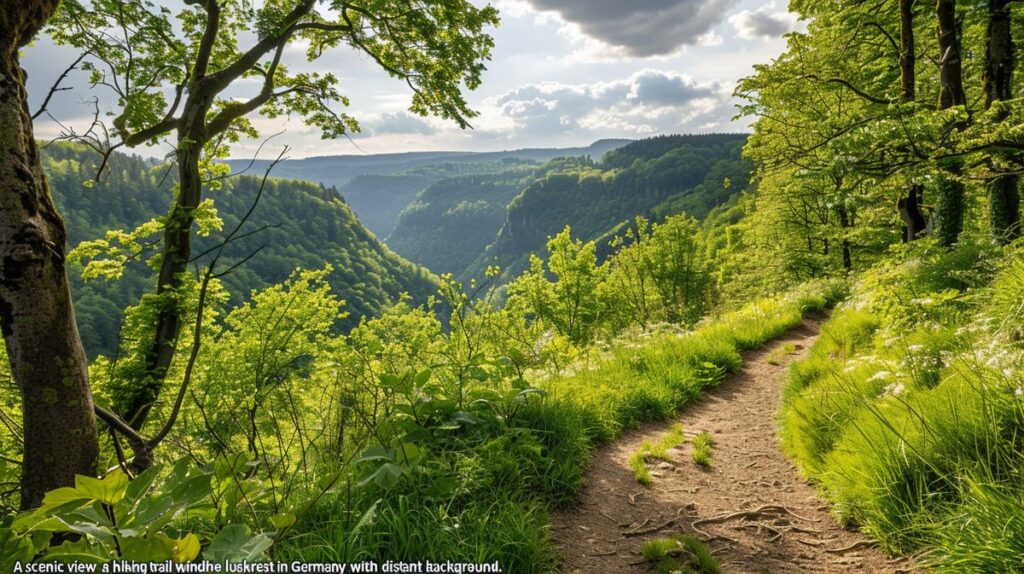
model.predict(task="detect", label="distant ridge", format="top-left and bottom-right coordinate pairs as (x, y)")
top-left (224, 139), bottom-right (633, 189)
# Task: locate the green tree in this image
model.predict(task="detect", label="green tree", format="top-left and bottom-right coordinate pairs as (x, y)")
top-left (507, 227), bottom-right (606, 346)
top-left (50, 0), bottom-right (498, 433)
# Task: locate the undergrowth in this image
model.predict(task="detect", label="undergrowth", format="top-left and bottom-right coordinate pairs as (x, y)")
top-left (278, 279), bottom-right (844, 571)
top-left (691, 432), bottom-right (714, 468)
top-left (780, 238), bottom-right (1024, 571)
top-left (631, 423), bottom-right (685, 484)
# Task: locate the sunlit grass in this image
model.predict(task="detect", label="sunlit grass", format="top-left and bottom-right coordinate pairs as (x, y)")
top-left (691, 431), bottom-right (714, 468)
top-left (641, 533), bottom-right (720, 574)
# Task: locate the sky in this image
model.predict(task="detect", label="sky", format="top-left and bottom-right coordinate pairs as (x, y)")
top-left (24, 0), bottom-right (802, 159)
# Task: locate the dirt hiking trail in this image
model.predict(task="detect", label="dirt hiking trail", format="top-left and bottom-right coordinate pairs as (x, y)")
top-left (552, 316), bottom-right (918, 573)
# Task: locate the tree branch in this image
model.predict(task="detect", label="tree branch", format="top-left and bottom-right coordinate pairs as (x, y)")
top-left (31, 51), bottom-right (88, 120)
top-left (798, 74), bottom-right (892, 105)
top-left (204, 42), bottom-right (287, 137)
top-left (200, 0), bottom-right (314, 93)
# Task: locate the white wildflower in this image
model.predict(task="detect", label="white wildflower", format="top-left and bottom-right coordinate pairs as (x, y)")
top-left (884, 382), bottom-right (906, 397)
top-left (868, 370), bottom-right (891, 383)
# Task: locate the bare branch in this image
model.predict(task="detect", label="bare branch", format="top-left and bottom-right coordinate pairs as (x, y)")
top-left (32, 51), bottom-right (88, 120)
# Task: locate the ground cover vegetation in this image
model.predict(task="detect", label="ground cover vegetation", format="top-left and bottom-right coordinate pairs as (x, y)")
top-left (3, 0), bottom-right (1024, 571)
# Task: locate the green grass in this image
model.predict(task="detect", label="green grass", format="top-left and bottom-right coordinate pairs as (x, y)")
top-left (630, 423), bottom-right (686, 484)
top-left (630, 449), bottom-right (653, 486)
top-left (691, 431), bottom-right (714, 468)
top-left (778, 242), bottom-right (1024, 569)
top-left (641, 533), bottom-right (720, 574)
top-left (766, 342), bottom-right (797, 365)
top-left (282, 280), bottom-right (842, 571)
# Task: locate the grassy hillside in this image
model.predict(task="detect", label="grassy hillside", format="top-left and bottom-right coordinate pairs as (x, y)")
top-left (45, 143), bottom-right (436, 357)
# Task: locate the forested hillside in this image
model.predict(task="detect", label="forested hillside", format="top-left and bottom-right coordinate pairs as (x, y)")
top-left (228, 140), bottom-right (630, 237)
top-left (471, 134), bottom-right (750, 279)
top-left (336, 174), bottom-right (433, 237)
top-left (337, 158), bottom-right (542, 238)
top-left (46, 143), bottom-right (436, 357)
top-left (386, 166), bottom-right (536, 275)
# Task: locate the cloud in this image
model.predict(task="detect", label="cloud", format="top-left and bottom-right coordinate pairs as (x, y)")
top-left (729, 5), bottom-right (799, 40)
top-left (490, 70), bottom-right (732, 139)
top-left (519, 0), bottom-right (738, 57)
top-left (367, 112), bottom-right (437, 136)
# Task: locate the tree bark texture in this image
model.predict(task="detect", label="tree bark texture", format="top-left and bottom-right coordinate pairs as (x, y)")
top-left (0, 0), bottom-right (99, 509)
top-left (934, 0), bottom-right (967, 247)
top-left (985, 0), bottom-right (1020, 242)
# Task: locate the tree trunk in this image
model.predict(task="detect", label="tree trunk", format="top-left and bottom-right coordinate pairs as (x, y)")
top-left (985, 0), bottom-right (1020, 243)
top-left (837, 204), bottom-right (853, 272)
top-left (897, 0), bottom-right (928, 242)
top-left (936, 0), bottom-right (967, 110)
top-left (934, 0), bottom-right (967, 247)
top-left (0, 0), bottom-right (99, 509)
top-left (899, 0), bottom-right (916, 102)
top-left (899, 184), bottom-right (928, 241)
top-left (123, 106), bottom-right (208, 430)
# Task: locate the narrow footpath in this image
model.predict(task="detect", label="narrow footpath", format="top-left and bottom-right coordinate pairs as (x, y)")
top-left (552, 317), bottom-right (918, 573)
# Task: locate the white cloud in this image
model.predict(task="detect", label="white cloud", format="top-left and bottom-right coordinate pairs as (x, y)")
top-left (489, 70), bottom-right (733, 139)
top-left (365, 112), bottom-right (437, 136)
top-left (729, 4), bottom-right (800, 40)
top-left (697, 31), bottom-right (724, 47)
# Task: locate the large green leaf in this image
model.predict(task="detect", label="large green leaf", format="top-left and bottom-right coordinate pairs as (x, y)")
top-left (43, 538), bottom-right (108, 563)
top-left (204, 525), bottom-right (272, 562)
top-left (121, 536), bottom-right (173, 562)
top-left (0, 528), bottom-right (35, 573)
top-left (75, 470), bottom-right (129, 505)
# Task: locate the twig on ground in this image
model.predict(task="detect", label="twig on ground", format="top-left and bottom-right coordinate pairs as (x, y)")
top-left (825, 540), bottom-right (876, 554)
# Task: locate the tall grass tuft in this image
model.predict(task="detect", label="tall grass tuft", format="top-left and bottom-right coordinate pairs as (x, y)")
top-left (779, 241), bottom-right (1024, 566)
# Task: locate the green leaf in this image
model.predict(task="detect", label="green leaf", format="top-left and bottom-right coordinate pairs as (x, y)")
top-left (75, 470), bottom-right (129, 505)
top-left (0, 528), bottom-right (35, 573)
top-left (395, 443), bottom-right (424, 467)
top-left (205, 525), bottom-right (272, 562)
top-left (516, 388), bottom-right (548, 402)
top-left (37, 487), bottom-right (93, 512)
top-left (121, 536), bottom-right (173, 562)
top-left (352, 446), bottom-right (393, 465)
top-left (269, 512), bottom-right (296, 530)
top-left (359, 463), bottom-right (403, 490)
top-left (63, 521), bottom-right (115, 544)
top-left (379, 373), bottom-right (403, 390)
top-left (158, 533), bottom-right (201, 563)
top-left (131, 495), bottom-right (176, 529)
top-left (124, 464), bottom-right (163, 506)
top-left (414, 368), bottom-right (432, 386)
top-left (43, 538), bottom-right (109, 563)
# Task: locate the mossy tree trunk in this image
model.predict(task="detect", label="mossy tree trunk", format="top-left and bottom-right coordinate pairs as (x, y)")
top-left (898, 0), bottom-right (927, 242)
top-left (985, 0), bottom-right (1020, 243)
top-left (0, 0), bottom-right (99, 509)
top-left (933, 0), bottom-right (968, 248)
